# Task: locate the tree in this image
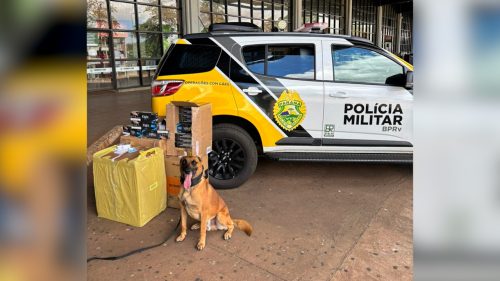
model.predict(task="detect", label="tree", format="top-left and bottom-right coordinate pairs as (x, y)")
top-left (137, 5), bottom-right (162, 58)
top-left (87, 0), bottom-right (108, 28)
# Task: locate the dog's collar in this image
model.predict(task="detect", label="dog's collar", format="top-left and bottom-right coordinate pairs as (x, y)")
top-left (182, 165), bottom-right (208, 189)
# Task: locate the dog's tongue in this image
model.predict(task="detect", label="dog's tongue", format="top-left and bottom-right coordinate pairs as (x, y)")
top-left (183, 173), bottom-right (192, 189)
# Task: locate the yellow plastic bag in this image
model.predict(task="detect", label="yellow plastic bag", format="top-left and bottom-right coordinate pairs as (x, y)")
top-left (93, 146), bottom-right (166, 227)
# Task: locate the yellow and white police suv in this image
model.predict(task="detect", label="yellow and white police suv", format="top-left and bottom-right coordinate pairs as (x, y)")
top-left (152, 23), bottom-right (414, 189)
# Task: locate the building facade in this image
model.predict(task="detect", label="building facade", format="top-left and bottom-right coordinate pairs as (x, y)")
top-left (87, 0), bottom-right (412, 91)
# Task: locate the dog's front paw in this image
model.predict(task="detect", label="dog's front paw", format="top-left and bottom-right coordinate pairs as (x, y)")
top-left (196, 241), bottom-right (206, 251)
top-left (224, 231), bottom-right (232, 240)
top-left (176, 233), bottom-right (186, 242)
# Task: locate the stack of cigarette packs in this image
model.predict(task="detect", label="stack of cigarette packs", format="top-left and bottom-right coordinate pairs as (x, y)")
top-left (123, 111), bottom-right (169, 139)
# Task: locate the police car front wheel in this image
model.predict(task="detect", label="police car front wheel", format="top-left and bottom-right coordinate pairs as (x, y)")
top-left (209, 124), bottom-right (258, 189)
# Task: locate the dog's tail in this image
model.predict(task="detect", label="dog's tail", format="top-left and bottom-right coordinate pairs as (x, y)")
top-left (233, 219), bottom-right (253, 236)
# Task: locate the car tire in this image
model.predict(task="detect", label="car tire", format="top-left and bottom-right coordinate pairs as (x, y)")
top-left (209, 123), bottom-right (258, 189)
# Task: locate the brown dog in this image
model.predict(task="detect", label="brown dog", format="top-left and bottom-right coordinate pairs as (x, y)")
top-left (176, 156), bottom-right (253, 250)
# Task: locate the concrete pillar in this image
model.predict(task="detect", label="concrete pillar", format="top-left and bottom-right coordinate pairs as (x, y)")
top-left (395, 13), bottom-right (402, 55)
top-left (376, 6), bottom-right (383, 48)
top-left (345, 0), bottom-right (352, 36)
top-left (293, 0), bottom-right (303, 31)
top-left (182, 0), bottom-right (202, 34)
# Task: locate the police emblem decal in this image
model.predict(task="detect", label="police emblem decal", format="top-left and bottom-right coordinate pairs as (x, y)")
top-left (273, 90), bottom-right (307, 131)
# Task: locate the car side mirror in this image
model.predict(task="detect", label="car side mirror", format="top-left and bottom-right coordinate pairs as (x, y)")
top-left (405, 71), bottom-right (413, 89)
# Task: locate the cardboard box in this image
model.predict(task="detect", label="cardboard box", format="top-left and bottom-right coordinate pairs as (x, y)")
top-left (120, 135), bottom-right (168, 154)
top-left (165, 154), bottom-right (208, 209)
top-left (165, 155), bottom-right (181, 177)
top-left (166, 102), bottom-right (212, 158)
top-left (93, 146), bottom-right (166, 227)
top-left (164, 102), bottom-right (212, 208)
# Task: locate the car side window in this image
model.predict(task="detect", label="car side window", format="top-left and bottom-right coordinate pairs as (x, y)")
top-left (332, 46), bottom-right (404, 85)
top-left (267, 45), bottom-right (315, 79)
top-left (158, 44), bottom-right (222, 75)
top-left (242, 44), bottom-right (315, 80)
top-left (242, 45), bottom-right (266, 75)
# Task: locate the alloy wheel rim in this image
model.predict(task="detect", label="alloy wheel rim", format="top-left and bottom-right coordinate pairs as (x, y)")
top-left (209, 138), bottom-right (246, 180)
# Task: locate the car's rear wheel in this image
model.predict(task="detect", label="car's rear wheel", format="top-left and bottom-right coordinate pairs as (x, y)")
top-left (209, 123), bottom-right (258, 189)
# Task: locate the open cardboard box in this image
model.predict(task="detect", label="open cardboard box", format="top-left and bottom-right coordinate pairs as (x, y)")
top-left (166, 101), bottom-right (212, 158)
top-left (119, 135), bottom-right (168, 153)
top-left (165, 102), bottom-right (212, 208)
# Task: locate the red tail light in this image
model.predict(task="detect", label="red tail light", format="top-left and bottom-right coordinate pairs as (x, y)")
top-left (151, 80), bottom-right (184, 97)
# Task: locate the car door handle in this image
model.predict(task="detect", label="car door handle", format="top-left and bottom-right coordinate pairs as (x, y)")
top-left (329, 91), bottom-right (348, 98)
top-left (243, 87), bottom-right (262, 96)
